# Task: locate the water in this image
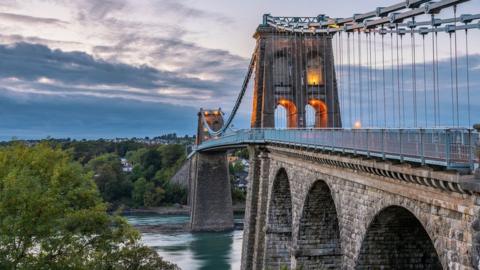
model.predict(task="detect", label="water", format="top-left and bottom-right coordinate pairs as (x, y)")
top-left (124, 212), bottom-right (243, 270)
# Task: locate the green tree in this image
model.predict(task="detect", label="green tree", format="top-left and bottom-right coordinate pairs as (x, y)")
top-left (132, 177), bottom-right (148, 207)
top-left (87, 153), bottom-right (132, 206)
top-left (158, 144), bottom-right (185, 168)
top-left (234, 148), bottom-right (249, 160)
top-left (0, 143), bottom-right (177, 270)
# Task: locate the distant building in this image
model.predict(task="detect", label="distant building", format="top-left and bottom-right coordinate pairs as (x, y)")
top-left (120, 158), bottom-right (133, 172)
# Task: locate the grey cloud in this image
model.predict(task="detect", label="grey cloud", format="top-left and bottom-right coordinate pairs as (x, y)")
top-left (75, 0), bottom-right (127, 21)
top-left (0, 42), bottom-right (245, 104)
top-left (0, 33), bottom-right (85, 48)
top-left (0, 12), bottom-right (68, 26)
top-left (154, 0), bottom-right (233, 24)
top-left (0, 91), bottom-right (198, 140)
top-left (102, 34), bottom-right (249, 80)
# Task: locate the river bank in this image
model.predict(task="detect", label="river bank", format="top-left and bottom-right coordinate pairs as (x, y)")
top-left (123, 204), bottom-right (245, 234)
top-left (123, 203), bottom-right (245, 215)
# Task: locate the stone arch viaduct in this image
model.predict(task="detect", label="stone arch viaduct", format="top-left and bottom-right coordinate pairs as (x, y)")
top-left (241, 145), bottom-right (480, 270)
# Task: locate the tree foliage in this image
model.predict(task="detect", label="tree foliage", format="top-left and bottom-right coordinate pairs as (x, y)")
top-left (126, 144), bottom-right (187, 207)
top-left (0, 143), bottom-right (178, 269)
top-left (87, 153), bottom-right (132, 204)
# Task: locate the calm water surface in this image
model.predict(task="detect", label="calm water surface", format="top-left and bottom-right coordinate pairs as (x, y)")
top-left (124, 213), bottom-right (243, 270)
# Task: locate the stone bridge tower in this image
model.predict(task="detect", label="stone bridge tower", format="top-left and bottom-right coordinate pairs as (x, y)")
top-left (251, 21), bottom-right (342, 129)
top-left (188, 108), bottom-right (233, 231)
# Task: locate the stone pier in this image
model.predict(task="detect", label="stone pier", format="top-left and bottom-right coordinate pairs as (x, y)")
top-left (189, 151), bottom-right (234, 232)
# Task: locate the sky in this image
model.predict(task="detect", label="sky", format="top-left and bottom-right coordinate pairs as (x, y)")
top-left (0, 0), bottom-right (479, 140)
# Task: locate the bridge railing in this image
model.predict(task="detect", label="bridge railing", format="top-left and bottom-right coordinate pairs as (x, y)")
top-left (195, 128), bottom-right (478, 171)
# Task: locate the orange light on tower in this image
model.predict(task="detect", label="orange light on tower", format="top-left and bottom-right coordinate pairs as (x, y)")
top-left (307, 68), bottom-right (323, 86)
top-left (353, 120), bottom-right (362, 129)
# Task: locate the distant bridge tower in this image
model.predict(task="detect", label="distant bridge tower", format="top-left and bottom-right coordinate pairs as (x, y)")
top-left (196, 108), bottom-right (224, 145)
top-left (189, 108), bottom-right (233, 231)
top-left (251, 18), bottom-right (341, 129)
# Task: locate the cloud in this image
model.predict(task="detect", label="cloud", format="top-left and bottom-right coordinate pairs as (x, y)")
top-left (0, 12), bottom-right (68, 26)
top-left (0, 42), bottom-right (247, 107)
top-left (0, 91), bottom-right (198, 140)
top-left (153, 0), bottom-right (233, 24)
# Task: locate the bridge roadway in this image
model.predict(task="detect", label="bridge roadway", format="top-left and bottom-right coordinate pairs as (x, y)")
top-left (194, 128), bottom-right (478, 172)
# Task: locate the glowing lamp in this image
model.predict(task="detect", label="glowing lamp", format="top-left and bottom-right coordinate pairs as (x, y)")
top-left (353, 121), bottom-right (362, 129)
top-left (307, 69), bottom-right (322, 85)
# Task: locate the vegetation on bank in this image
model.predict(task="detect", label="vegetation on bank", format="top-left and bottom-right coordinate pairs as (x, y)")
top-left (0, 143), bottom-right (178, 269)
top-left (15, 138), bottom-right (191, 209)
top-left (87, 143), bottom-right (187, 208)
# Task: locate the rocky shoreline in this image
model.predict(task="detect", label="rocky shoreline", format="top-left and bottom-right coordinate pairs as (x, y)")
top-left (123, 203), bottom-right (245, 215)
top-left (135, 222), bottom-right (244, 234)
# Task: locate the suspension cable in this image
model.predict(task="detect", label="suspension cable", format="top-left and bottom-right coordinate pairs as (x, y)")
top-left (453, 5), bottom-right (459, 127)
top-left (348, 32), bottom-right (352, 126)
top-left (329, 34), bottom-right (338, 127)
top-left (410, 19), bottom-right (417, 128)
top-left (323, 32), bottom-right (328, 127)
top-left (352, 31), bottom-right (357, 124)
top-left (367, 31), bottom-right (374, 127)
top-left (431, 15), bottom-right (437, 127)
top-left (390, 29), bottom-right (396, 128)
top-left (400, 32), bottom-right (405, 127)
top-left (422, 32), bottom-right (428, 127)
top-left (381, 27), bottom-right (387, 128)
top-left (449, 30), bottom-right (455, 127)
top-left (339, 31), bottom-right (344, 127)
top-left (374, 31), bottom-right (379, 127)
top-left (435, 26), bottom-right (440, 127)
top-left (358, 30), bottom-right (363, 125)
top-left (465, 26), bottom-right (471, 127)
top-left (396, 25), bottom-right (402, 127)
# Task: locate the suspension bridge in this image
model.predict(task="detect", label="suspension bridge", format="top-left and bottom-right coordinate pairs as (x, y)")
top-left (177, 0), bottom-right (480, 269)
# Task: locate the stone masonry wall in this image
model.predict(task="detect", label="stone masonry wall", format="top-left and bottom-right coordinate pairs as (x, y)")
top-left (241, 146), bottom-right (480, 270)
top-left (356, 206), bottom-right (442, 269)
top-left (294, 180), bottom-right (342, 269)
top-left (189, 151), bottom-right (233, 231)
top-left (170, 159), bottom-right (190, 189)
top-left (264, 168), bottom-right (293, 269)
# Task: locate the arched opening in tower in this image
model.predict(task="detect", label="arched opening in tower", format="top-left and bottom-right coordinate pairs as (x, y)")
top-left (355, 206), bottom-right (442, 270)
top-left (275, 99), bottom-right (297, 128)
top-left (305, 104), bottom-right (316, 128)
top-left (264, 168), bottom-right (293, 269)
top-left (307, 99), bottom-right (328, 128)
top-left (295, 180), bottom-right (341, 269)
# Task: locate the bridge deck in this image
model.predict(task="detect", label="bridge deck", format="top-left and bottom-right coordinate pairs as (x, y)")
top-left (194, 129), bottom-right (478, 171)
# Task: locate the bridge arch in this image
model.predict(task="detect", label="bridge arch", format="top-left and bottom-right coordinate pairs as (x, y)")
top-left (294, 180), bottom-right (342, 269)
top-left (355, 205), bottom-right (442, 269)
top-left (307, 99), bottom-right (328, 128)
top-left (264, 168), bottom-right (293, 268)
top-left (275, 99), bottom-right (297, 128)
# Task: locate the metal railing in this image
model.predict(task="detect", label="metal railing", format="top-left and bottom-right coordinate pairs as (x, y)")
top-left (194, 128), bottom-right (479, 172)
